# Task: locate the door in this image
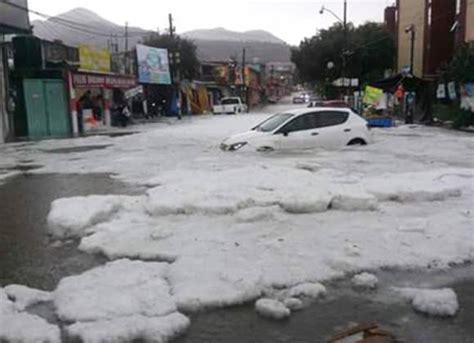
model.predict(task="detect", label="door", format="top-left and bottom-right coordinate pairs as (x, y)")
top-left (44, 80), bottom-right (70, 136)
top-left (275, 113), bottom-right (316, 150)
top-left (23, 79), bottom-right (49, 137)
top-left (309, 111), bottom-right (350, 148)
top-left (23, 79), bottom-right (70, 138)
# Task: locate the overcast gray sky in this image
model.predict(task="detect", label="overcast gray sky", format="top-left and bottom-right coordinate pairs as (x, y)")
top-left (28, 0), bottom-right (394, 45)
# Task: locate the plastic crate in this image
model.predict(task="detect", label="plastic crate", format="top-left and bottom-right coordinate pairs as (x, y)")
top-left (367, 117), bottom-right (393, 128)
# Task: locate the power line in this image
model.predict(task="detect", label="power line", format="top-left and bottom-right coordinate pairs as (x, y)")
top-left (1, 0), bottom-right (154, 38)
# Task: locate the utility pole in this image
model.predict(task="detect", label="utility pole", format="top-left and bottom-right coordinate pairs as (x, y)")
top-left (342, 0), bottom-right (348, 93)
top-left (168, 13), bottom-right (181, 118)
top-left (125, 22), bottom-right (129, 74)
top-left (242, 47), bottom-right (247, 109)
top-left (168, 13), bottom-right (175, 38)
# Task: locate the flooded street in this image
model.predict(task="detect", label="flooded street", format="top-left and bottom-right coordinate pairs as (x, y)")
top-left (175, 266), bottom-right (474, 343)
top-left (0, 173), bottom-right (140, 290)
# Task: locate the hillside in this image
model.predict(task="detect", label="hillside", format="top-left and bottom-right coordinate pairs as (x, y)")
top-left (32, 8), bottom-right (291, 63)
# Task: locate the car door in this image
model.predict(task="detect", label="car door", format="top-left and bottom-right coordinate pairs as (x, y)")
top-left (274, 113), bottom-right (315, 150)
top-left (308, 111), bottom-right (351, 148)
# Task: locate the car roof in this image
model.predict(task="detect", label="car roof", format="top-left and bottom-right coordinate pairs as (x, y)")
top-left (286, 107), bottom-right (352, 116)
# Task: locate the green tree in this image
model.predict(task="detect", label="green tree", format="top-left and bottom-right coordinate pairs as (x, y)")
top-left (291, 22), bottom-right (395, 85)
top-left (448, 43), bottom-right (474, 83)
top-left (143, 33), bottom-right (200, 80)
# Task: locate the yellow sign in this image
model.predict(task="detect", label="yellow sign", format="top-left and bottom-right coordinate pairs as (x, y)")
top-left (363, 86), bottom-right (383, 105)
top-left (79, 45), bottom-right (111, 73)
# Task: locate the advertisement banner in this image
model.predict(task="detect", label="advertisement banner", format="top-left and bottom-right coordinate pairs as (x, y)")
top-left (79, 45), bottom-right (111, 73)
top-left (136, 44), bottom-right (171, 85)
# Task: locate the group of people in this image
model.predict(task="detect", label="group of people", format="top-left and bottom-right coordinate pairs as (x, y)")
top-left (77, 90), bottom-right (132, 130)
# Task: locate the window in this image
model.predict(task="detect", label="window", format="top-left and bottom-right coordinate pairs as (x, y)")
top-left (221, 98), bottom-right (239, 105)
top-left (312, 111), bottom-right (349, 128)
top-left (256, 113), bottom-right (294, 132)
top-left (278, 113), bottom-right (315, 133)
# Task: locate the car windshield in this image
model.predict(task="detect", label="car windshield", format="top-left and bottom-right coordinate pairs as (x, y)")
top-left (221, 98), bottom-right (239, 105)
top-left (255, 113), bottom-right (294, 132)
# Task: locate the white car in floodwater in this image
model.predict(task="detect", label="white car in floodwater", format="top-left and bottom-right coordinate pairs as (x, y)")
top-left (221, 107), bottom-right (372, 152)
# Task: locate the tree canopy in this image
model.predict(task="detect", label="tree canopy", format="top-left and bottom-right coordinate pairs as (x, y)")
top-left (291, 22), bottom-right (396, 85)
top-left (143, 33), bottom-right (200, 80)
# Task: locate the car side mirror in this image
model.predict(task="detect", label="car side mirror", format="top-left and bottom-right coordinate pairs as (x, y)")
top-left (282, 131), bottom-right (289, 137)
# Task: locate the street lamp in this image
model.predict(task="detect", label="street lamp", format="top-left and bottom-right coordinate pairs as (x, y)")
top-left (320, 1), bottom-right (348, 91)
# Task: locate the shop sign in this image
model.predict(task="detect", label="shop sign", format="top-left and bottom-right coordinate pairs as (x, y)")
top-left (79, 45), bottom-right (111, 73)
top-left (72, 72), bottom-right (137, 89)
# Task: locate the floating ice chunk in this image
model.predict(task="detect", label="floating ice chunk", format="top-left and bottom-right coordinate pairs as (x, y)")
top-left (255, 299), bottom-right (290, 319)
top-left (47, 195), bottom-right (126, 238)
top-left (234, 206), bottom-right (277, 223)
top-left (171, 255), bottom-right (264, 312)
top-left (283, 297), bottom-right (304, 311)
top-left (0, 289), bottom-right (15, 315)
top-left (0, 312), bottom-right (61, 343)
top-left (396, 287), bottom-right (459, 317)
top-left (363, 169), bottom-right (471, 203)
top-left (4, 285), bottom-right (52, 311)
top-left (54, 259), bottom-right (176, 322)
top-left (330, 192), bottom-right (378, 211)
top-left (288, 283), bottom-right (327, 299)
top-left (351, 273), bottom-right (378, 289)
top-left (279, 195), bottom-right (331, 214)
top-left (66, 313), bottom-right (190, 343)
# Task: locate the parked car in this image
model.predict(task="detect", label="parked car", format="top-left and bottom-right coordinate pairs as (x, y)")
top-left (220, 107), bottom-right (371, 152)
top-left (292, 95), bottom-right (305, 104)
top-left (213, 97), bottom-right (247, 114)
top-left (292, 92), bottom-right (310, 104)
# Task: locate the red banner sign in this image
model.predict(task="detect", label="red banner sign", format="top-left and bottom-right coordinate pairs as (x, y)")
top-left (72, 72), bottom-right (136, 89)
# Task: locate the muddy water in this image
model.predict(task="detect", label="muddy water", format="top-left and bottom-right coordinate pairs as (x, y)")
top-left (0, 173), bottom-right (141, 290)
top-left (175, 266), bottom-right (474, 343)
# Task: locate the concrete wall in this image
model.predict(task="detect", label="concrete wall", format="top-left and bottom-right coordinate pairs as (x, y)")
top-left (466, 0), bottom-right (474, 42)
top-left (397, 0), bottom-right (426, 76)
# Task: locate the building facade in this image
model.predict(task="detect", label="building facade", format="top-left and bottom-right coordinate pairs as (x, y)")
top-left (395, 0), bottom-right (473, 79)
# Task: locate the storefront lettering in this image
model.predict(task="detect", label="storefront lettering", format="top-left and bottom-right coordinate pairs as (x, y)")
top-left (72, 73), bottom-right (136, 89)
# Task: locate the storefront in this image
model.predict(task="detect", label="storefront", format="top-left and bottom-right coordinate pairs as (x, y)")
top-left (68, 71), bottom-right (136, 133)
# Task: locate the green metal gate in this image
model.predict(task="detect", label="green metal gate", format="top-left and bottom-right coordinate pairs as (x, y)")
top-left (23, 79), bottom-right (70, 138)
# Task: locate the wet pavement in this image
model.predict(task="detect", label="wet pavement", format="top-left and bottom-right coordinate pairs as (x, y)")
top-left (0, 173), bottom-right (141, 290)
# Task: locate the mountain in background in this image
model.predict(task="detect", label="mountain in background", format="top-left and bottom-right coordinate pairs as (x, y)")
top-left (181, 27), bottom-right (286, 45)
top-left (31, 8), bottom-right (291, 64)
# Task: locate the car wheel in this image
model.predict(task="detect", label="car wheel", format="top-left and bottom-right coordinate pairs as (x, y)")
top-left (347, 138), bottom-right (367, 146)
top-left (257, 146), bottom-right (275, 152)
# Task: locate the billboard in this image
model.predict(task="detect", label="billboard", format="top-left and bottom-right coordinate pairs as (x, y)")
top-left (79, 45), bottom-right (111, 73)
top-left (136, 44), bottom-right (171, 85)
top-left (0, 0), bottom-right (31, 34)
